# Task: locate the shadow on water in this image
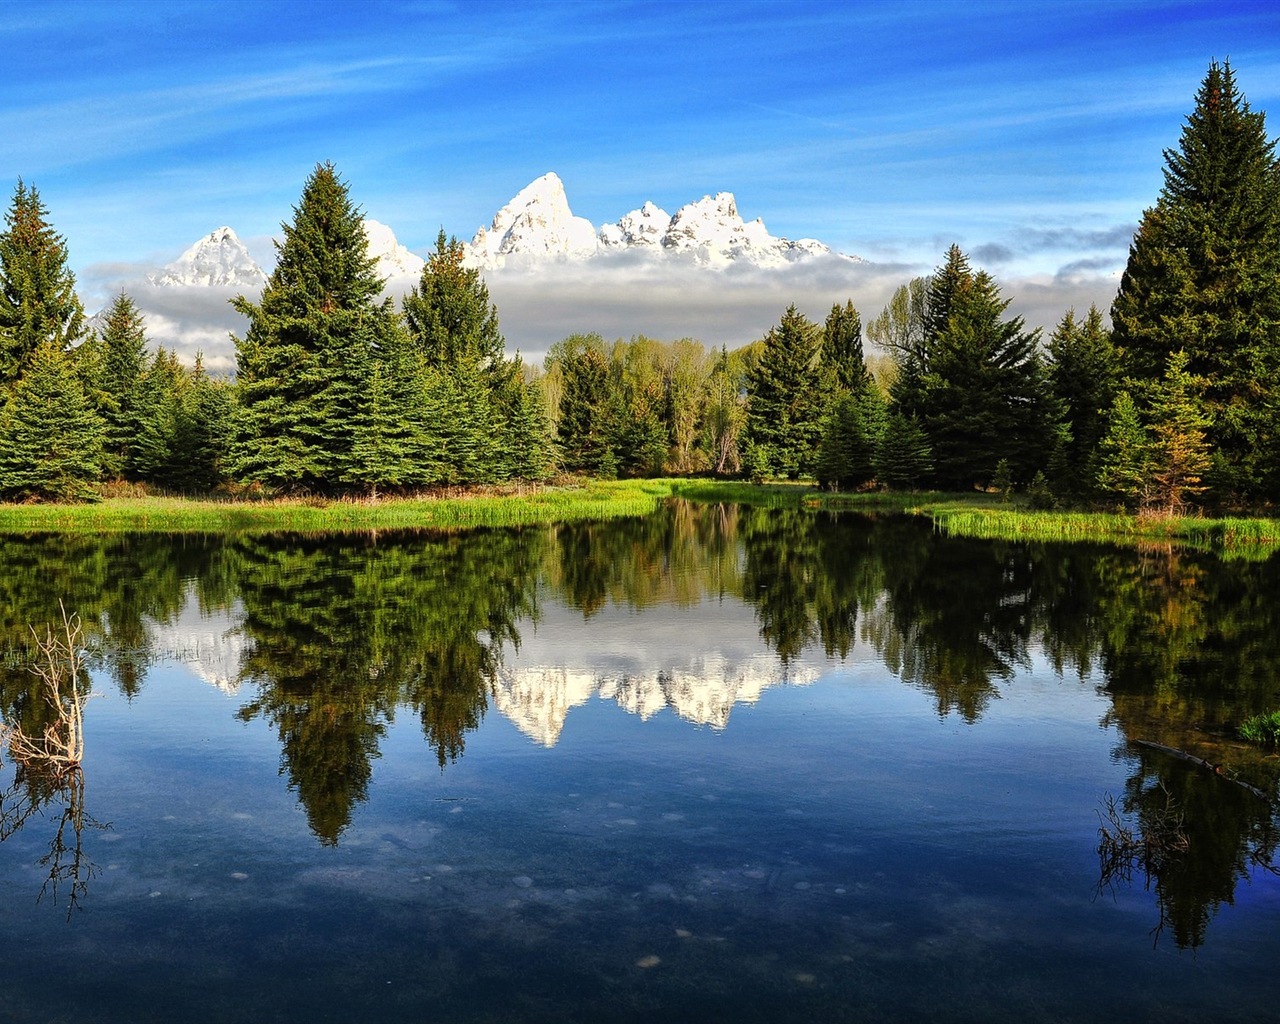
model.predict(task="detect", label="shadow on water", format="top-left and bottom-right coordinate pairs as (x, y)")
top-left (0, 502), bottom-right (1278, 950)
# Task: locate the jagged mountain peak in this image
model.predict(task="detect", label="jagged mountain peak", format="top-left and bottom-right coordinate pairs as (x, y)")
top-left (148, 226), bottom-right (267, 289)
top-left (464, 174), bottom-right (858, 270)
top-left (466, 171), bottom-right (599, 268)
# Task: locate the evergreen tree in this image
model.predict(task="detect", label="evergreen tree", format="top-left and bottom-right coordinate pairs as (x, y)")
top-left (816, 386), bottom-right (885, 491)
top-left (94, 291), bottom-right (150, 479)
top-left (876, 412), bottom-right (933, 490)
top-left (0, 339), bottom-right (103, 500)
top-left (917, 253), bottom-right (1046, 489)
top-left (1148, 350), bottom-right (1213, 514)
top-left (555, 341), bottom-right (614, 474)
top-left (133, 348), bottom-right (186, 485)
top-left (403, 230), bottom-right (550, 482)
top-left (169, 355), bottom-right (232, 492)
top-left (745, 305), bottom-right (824, 479)
top-left (821, 300), bottom-right (871, 395)
top-left (490, 363), bottom-right (553, 481)
top-left (403, 231), bottom-right (504, 368)
top-left (0, 180), bottom-right (85, 386)
top-left (1047, 305), bottom-right (1119, 499)
top-left (230, 163), bottom-right (394, 492)
top-left (346, 361), bottom-right (418, 492)
top-left (1111, 60), bottom-right (1280, 499)
top-left (1095, 391), bottom-right (1153, 510)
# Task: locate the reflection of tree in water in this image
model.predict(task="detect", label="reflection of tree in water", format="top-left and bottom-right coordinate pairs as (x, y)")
top-left (0, 764), bottom-right (107, 919)
top-left (232, 528), bottom-right (545, 844)
top-left (858, 520), bottom-right (1035, 722)
top-left (546, 500), bottom-right (741, 618)
top-left (1088, 543), bottom-right (1280, 947)
top-left (0, 533), bottom-right (231, 705)
top-left (2, 500), bottom-right (1279, 942)
top-left (1100, 747), bottom-right (1278, 948)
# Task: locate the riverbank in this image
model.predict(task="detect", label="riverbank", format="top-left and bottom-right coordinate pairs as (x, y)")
top-left (0, 479), bottom-right (675, 533)
top-left (672, 481), bottom-right (1280, 557)
top-left (0, 479), bottom-right (1277, 556)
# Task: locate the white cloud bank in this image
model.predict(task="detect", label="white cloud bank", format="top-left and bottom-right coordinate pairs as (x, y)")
top-left (80, 251), bottom-right (1123, 374)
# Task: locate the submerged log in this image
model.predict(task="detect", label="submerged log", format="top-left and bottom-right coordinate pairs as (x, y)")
top-left (1132, 739), bottom-right (1272, 803)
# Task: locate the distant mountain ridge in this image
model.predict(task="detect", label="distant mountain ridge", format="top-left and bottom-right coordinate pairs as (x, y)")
top-left (465, 172), bottom-right (860, 270)
top-left (143, 172), bottom-right (859, 290)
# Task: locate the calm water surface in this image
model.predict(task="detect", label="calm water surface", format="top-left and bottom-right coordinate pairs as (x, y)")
top-left (1, 502), bottom-right (1277, 1022)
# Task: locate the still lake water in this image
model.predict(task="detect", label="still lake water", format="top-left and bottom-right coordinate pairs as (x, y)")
top-left (1, 501), bottom-right (1278, 1023)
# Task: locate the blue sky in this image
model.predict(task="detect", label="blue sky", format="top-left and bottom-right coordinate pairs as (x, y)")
top-left (3, 0), bottom-right (1279, 358)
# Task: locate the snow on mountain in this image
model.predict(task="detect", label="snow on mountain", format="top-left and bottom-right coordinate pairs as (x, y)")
top-left (147, 226), bottom-right (267, 289)
top-left (362, 218), bottom-right (425, 281)
top-left (466, 172), bottom-right (600, 269)
top-left (465, 173), bottom-right (858, 270)
top-left (491, 656), bottom-right (817, 747)
top-left (598, 200), bottom-right (671, 251)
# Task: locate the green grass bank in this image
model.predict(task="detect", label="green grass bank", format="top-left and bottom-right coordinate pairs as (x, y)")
top-left (0, 479), bottom-right (1277, 556)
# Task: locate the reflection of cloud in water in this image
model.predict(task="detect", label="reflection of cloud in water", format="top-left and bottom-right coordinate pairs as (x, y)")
top-left (496, 599), bottom-right (825, 745)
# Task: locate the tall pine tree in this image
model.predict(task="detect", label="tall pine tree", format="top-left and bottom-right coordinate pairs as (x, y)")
top-left (1047, 305), bottom-right (1119, 499)
top-left (915, 249), bottom-right (1048, 489)
top-left (403, 231), bottom-right (550, 482)
top-left (230, 163), bottom-right (397, 492)
top-left (1111, 60), bottom-right (1280, 500)
top-left (0, 180), bottom-right (85, 387)
top-left (745, 305), bottom-right (823, 479)
top-left (94, 291), bottom-right (150, 479)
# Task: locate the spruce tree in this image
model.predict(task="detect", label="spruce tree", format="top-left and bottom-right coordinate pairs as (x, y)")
top-left (230, 163), bottom-right (394, 492)
top-left (0, 339), bottom-right (103, 500)
top-left (94, 291), bottom-right (150, 479)
top-left (877, 412), bottom-right (933, 490)
top-left (745, 305), bottom-right (824, 479)
top-left (1111, 60), bottom-right (1280, 499)
top-left (1148, 350), bottom-right (1212, 514)
top-left (169, 355), bottom-right (232, 492)
top-left (1095, 392), bottom-right (1153, 509)
top-left (403, 231), bottom-right (550, 481)
top-left (403, 231), bottom-right (504, 368)
top-left (917, 252), bottom-right (1045, 489)
top-left (556, 342), bottom-right (614, 473)
top-left (1047, 305), bottom-right (1119, 499)
top-left (0, 180), bottom-right (85, 386)
top-left (133, 348), bottom-right (186, 485)
top-left (821, 300), bottom-right (871, 395)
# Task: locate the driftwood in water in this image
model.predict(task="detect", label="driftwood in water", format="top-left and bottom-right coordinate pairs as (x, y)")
top-left (1132, 739), bottom-right (1271, 803)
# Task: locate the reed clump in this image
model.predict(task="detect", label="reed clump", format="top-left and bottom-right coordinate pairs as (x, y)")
top-left (1238, 709), bottom-right (1280, 746)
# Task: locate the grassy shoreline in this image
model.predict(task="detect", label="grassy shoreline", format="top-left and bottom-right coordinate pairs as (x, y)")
top-left (0, 479), bottom-right (1277, 555)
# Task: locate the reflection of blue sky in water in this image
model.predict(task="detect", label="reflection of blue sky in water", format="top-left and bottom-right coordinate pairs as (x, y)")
top-left (4, 536), bottom-right (1273, 1022)
top-left (12, 638), bottom-right (1273, 1024)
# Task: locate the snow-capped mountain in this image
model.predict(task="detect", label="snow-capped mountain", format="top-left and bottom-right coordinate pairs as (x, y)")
top-left (464, 172), bottom-right (858, 270)
top-left (147, 226), bottom-right (267, 289)
top-left (467, 172), bottom-right (600, 269)
top-left (363, 218), bottom-right (425, 281)
top-left (149, 220), bottom-right (423, 291)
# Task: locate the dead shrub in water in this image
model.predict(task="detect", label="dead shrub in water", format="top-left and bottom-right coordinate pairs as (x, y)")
top-left (1, 604), bottom-right (92, 775)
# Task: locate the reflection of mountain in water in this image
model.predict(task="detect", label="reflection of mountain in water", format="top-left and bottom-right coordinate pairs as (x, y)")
top-left (144, 587), bottom-right (247, 694)
top-left (494, 654), bottom-right (817, 746)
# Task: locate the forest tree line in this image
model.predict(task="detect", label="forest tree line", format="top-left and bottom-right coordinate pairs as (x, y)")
top-left (0, 61), bottom-right (1276, 510)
